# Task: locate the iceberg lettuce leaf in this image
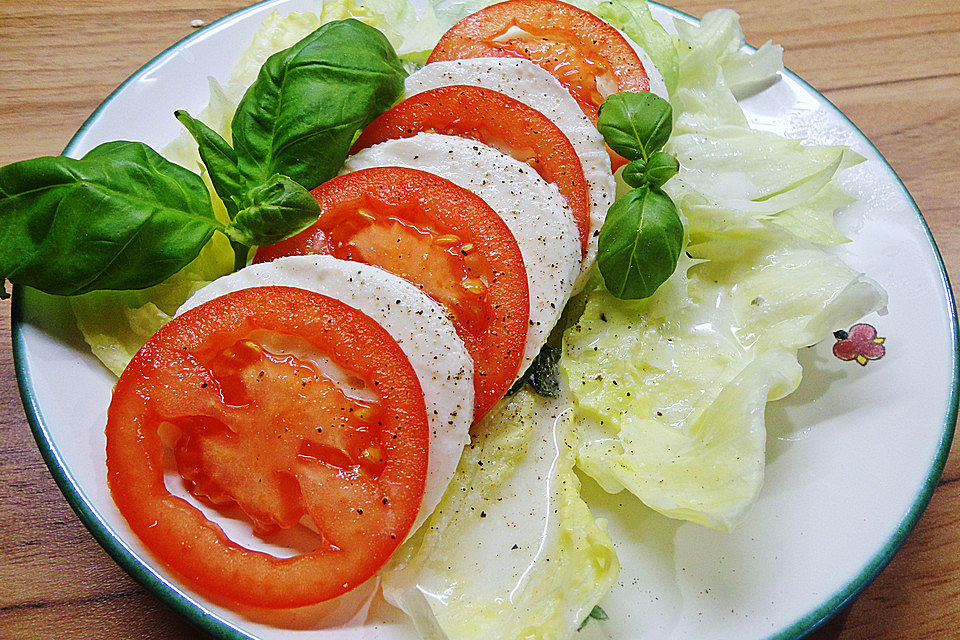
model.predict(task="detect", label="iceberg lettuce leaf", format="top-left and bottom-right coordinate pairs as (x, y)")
top-left (666, 9), bottom-right (862, 245)
top-left (562, 9), bottom-right (884, 531)
top-left (674, 9), bottom-right (782, 101)
top-left (382, 390), bottom-right (619, 640)
top-left (70, 228), bottom-right (232, 376)
top-left (563, 224), bottom-right (885, 530)
top-left (229, 11), bottom-right (324, 87)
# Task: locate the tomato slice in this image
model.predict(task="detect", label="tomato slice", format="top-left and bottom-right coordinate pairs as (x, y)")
top-left (255, 167), bottom-right (529, 421)
top-left (106, 286), bottom-right (429, 608)
top-left (428, 0), bottom-right (650, 168)
top-left (352, 85), bottom-right (591, 256)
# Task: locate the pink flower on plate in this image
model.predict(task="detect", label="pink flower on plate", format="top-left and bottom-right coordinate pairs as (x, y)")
top-left (833, 323), bottom-right (886, 366)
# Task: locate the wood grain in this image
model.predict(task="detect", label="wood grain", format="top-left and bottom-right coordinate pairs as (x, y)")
top-left (1, 1), bottom-right (957, 639)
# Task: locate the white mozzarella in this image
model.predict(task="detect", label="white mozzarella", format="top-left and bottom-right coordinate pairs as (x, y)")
top-left (617, 28), bottom-right (670, 101)
top-left (405, 58), bottom-right (615, 291)
top-left (178, 255), bottom-right (474, 535)
top-left (343, 132), bottom-right (581, 375)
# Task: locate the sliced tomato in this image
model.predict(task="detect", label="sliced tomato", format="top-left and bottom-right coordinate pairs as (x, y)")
top-left (352, 85), bottom-right (591, 256)
top-left (255, 167), bottom-right (529, 420)
top-left (428, 0), bottom-right (650, 168)
top-left (106, 286), bottom-right (428, 609)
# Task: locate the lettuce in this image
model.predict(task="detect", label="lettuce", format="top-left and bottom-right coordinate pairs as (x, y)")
top-left (668, 132), bottom-right (864, 244)
top-left (666, 9), bottom-right (858, 245)
top-left (70, 231), bottom-right (232, 376)
top-left (381, 389), bottom-right (619, 640)
top-left (674, 9), bottom-right (782, 100)
top-left (561, 9), bottom-right (886, 530)
top-left (563, 227), bottom-right (884, 529)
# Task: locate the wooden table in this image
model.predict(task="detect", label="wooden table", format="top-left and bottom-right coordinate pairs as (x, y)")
top-left (1, 1), bottom-right (957, 638)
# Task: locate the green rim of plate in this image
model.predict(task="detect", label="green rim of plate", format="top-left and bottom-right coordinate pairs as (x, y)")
top-left (10, 2), bottom-right (959, 640)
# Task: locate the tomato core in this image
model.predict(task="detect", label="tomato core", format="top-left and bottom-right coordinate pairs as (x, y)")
top-left (314, 203), bottom-right (489, 333)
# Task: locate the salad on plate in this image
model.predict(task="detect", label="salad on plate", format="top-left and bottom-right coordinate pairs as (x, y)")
top-left (0, 0), bottom-right (892, 638)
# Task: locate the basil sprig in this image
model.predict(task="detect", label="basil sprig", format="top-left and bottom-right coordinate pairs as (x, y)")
top-left (596, 92), bottom-right (683, 300)
top-left (175, 19), bottom-right (404, 268)
top-left (0, 19), bottom-right (406, 299)
top-left (231, 19), bottom-right (406, 190)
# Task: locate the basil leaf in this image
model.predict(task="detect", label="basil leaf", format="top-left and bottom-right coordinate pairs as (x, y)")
top-left (226, 174), bottom-right (320, 247)
top-left (643, 151), bottom-right (680, 188)
top-left (0, 141), bottom-right (222, 298)
top-left (527, 345), bottom-right (561, 397)
top-left (507, 344), bottom-right (561, 398)
top-left (597, 185), bottom-right (683, 300)
top-left (589, 605), bottom-right (609, 621)
top-left (174, 109), bottom-right (243, 219)
top-left (577, 605), bottom-right (610, 631)
top-left (597, 91), bottom-right (673, 161)
top-left (621, 159), bottom-right (647, 188)
top-left (621, 152), bottom-right (679, 189)
top-left (232, 19), bottom-right (406, 190)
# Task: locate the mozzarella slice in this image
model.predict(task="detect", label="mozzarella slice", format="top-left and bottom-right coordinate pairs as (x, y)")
top-left (405, 58), bottom-right (615, 291)
top-left (617, 28), bottom-right (670, 101)
top-left (344, 132), bottom-right (581, 375)
top-left (178, 255), bottom-right (474, 535)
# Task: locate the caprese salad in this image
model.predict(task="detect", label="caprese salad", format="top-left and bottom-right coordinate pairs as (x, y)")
top-left (0, 0), bottom-right (887, 637)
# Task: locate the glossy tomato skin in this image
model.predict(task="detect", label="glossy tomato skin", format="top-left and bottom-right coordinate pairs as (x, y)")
top-left (353, 84), bottom-right (591, 256)
top-left (429, 0), bottom-right (649, 168)
top-left (256, 167), bottom-right (529, 421)
top-left (106, 286), bottom-right (428, 609)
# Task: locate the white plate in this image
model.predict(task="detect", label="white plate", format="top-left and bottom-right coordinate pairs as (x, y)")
top-left (11, 1), bottom-right (958, 639)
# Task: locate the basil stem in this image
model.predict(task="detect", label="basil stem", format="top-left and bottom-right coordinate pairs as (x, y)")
top-left (229, 240), bottom-right (249, 273)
